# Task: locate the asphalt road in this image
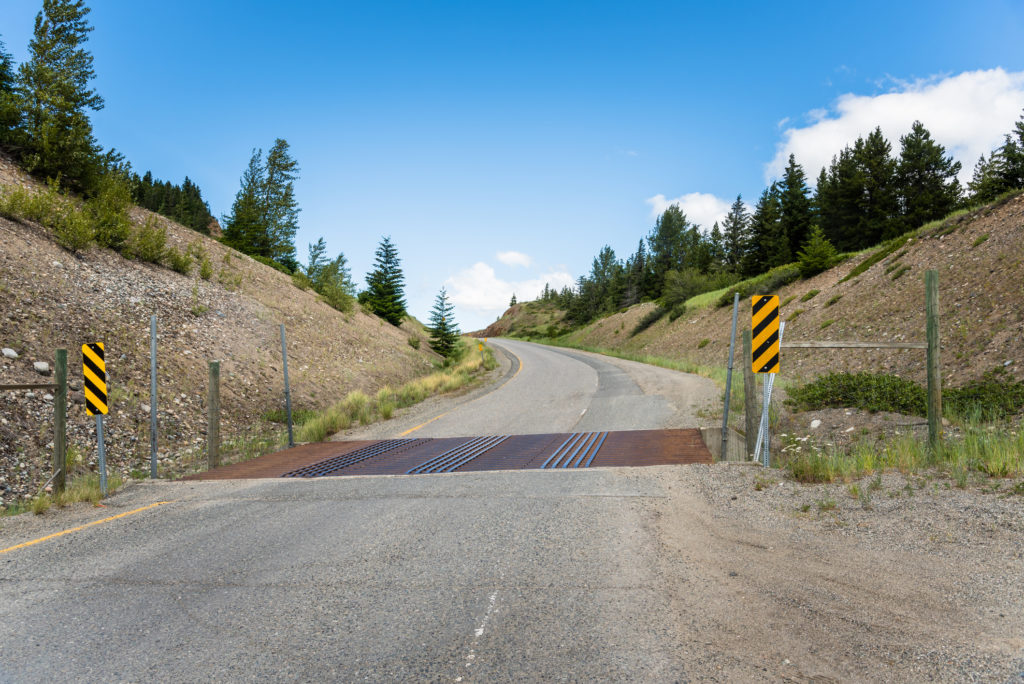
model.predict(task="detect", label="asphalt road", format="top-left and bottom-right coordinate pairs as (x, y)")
top-left (340, 338), bottom-right (719, 440)
top-left (0, 339), bottom-right (722, 682)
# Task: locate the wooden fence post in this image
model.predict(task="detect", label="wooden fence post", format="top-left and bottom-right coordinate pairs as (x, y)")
top-left (742, 329), bottom-right (758, 459)
top-left (208, 360), bottom-right (220, 468)
top-left (925, 270), bottom-right (942, 450)
top-left (53, 349), bottom-right (67, 494)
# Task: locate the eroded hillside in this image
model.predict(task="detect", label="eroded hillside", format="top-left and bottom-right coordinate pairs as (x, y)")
top-left (0, 155), bottom-right (438, 504)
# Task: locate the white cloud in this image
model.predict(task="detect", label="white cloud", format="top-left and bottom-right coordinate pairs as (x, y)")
top-left (646, 191), bottom-right (732, 229)
top-left (445, 262), bottom-right (575, 316)
top-left (767, 68), bottom-right (1024, 185)
top-left (496, 250), bottom-right (532, 268)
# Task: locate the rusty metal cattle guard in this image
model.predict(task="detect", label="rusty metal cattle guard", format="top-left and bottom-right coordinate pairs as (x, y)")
top-left (541, 431), bottom-right (608, 468)
top-left (184, 428), bottom-right (713, 481)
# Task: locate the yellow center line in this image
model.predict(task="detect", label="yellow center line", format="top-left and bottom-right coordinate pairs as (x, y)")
top-left (0, 501), bottom-right (173, 555)
top-left (398, 342), bottom-right (524, 437)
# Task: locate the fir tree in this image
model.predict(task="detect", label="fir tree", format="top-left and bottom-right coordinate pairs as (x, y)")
top-left (363, 236), bottom-right (407, 326)
top-left (263, 138), bottom-right (300, 267)
top-left (896, 121), bottom-right (961, 231)
top-left (853, 127), bottom-right (900, 243)
top-left (15, 0), bottom-right (105, 191)
top-left (720, 195), bottom-right (749, 272)
top-left (0, 37), bottom-right (19, 149)
top-left (968, 153), bottom-right (1006, 203)
top-left (778, 154), bottom-right (813, 258)
top-left (306, 237), bottom-right (328, 283)
top-left (744, 183), bottom-right (786, 274)
top-left (796, 225), bottom-right (838, 278)
top-left (998, 109), bottom-right (1024, 191)
top-left (509, 293), bottom-right (517, 307)
top-left (428, 287), bottom-right (460, 358)
top-left (222, 149), bottom-right (269, 256)
top-left (646, 205), bottom-right (690, 297)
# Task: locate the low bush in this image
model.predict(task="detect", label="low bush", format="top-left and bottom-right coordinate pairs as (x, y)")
top-left (165, 247), bottom-right (192, 275)
top-left (632, 306), bottom-right (666, 336)
top-left (668, 302), bottom-right (687, 321)
top-left (407, 336), bottom-right (420, 349)
top-left (131, 217), bottom-right (168, 263)
top-left (87, 173), bottom-right (133, 251)
top-left (717, 264), bottom-right (801, 307)
top-left (800, 289), bottom-right (819, 302)
top-left (253, 255), bottom-right (293, 274)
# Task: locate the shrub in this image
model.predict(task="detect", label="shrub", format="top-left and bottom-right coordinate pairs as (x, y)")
top-left (697, 338), bottom-right (710, 349)
top-left (945, 367), bottom-right (1024, 422)
top-left (631, 306), bottom-right (666, 336)
top-left (716, 264), bottom-right (801, 307)
top-left (165, 247), bottom-right (192, 275)
top-left (87, 173), bottom-right (133, 251)
top-left (825, 294), bottom-right (842, 307)
top-left (291, 272), bottom-right (312, 290)
top-left (796, 226), bottom-right (839, 278)
top-left (839, 235), bottom-right (909, 283)
top-left (662, 268), bottom-right (740, 310)
top-left (199, 257), bottom-right (213, 280)
top-left (890, 265), bottom-right (911, 280)
top-left (131, 217), bottom-right (167, 263)
top-left (253, 255), bottom-right (293, 274)
top-left (786, 372), bottom-right (926, 415)
top-left (668, 302), bottom-right (687, 321)
top-left (407, 336), bottom-right (420, 349)
top-left (51, 210), bottom-right (94, 253)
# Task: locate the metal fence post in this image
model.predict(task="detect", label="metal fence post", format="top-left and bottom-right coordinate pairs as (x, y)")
top-left (925, 270), bottom-right (942, 450)
top-left (742, 329), bottom-right (757, 459)
top-left (280, 325), bottom-right (294, 449)
top-left (150, 315), bottom-right (158, 478)
top-left (53, 349), bottom-right (67, 494)
top-left (720, 292), bottom-right (739, 459)
top-left (208, 360), bottom-right (220, 468)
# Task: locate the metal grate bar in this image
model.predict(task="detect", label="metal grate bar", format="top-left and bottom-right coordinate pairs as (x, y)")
top-left (282, 439), bottom-right (423, 477)
top-left (582, 431), bottom-right (610, 468)
top-left (439, 435), bottom-right (510, 473)
top-left (540, 433), bottom-right (579, 469)
top-left (546, 432), bottom-right (589, 469)
top-left (563, 432), bottom-right (600, 468)
top-left (407, 436), bottom-right (492, 474)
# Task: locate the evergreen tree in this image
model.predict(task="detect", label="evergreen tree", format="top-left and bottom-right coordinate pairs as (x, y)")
top-left (646, 204), bottom-right (689, 297)
top-left (815, 147), bottom-right (864, 250)
top-left (427, 287), bottom-right (460, 358)
top-left (363, 236), bottom-right (407, 325)
top-left (708, 222), bottom-right (726, 271)
top-left (15, 0), bottom-right (105, 191)
top-left (720, 195), bottom-right (749, 272)
top-left (778, 154), bottom-right (813, 258)
top-left (131, 171), bottom-right (215, 234)
top-left (222, 149), bottom-right (269, 256)
top-left (621, 239), bottom-right (647, 307)
top-left (315, 252), bottom-right (355, 312)
top-left (796, 225), bottom-right (838, 278)
top-left (967, 153), bottom-right (1007, 203)
top-left (998, 109), bottom-right (1024, 191)
top-left (896, 121), bottom-right (962, 230)
top-left (743, 182), bottom-right (786, 274)
top-left (263, 138), bottom-right (300, 267)
top-left (0, 37), bottom-right (19, 149)
top-left (509, 293), bottom-right (517, 307)
top-left (306, 237), bottom-right (328, 283)
top-left (853, 127), bottom-right (900, 243)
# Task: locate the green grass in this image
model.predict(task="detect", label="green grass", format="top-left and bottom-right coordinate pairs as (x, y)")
top-left (781, 294), bottom-right (797, 307)
top-left (838, 235), bottom-right (910, 283)
top-left (786, 308), bottom-right (804, 322)
top-left (825, 294), bottom-right (842, 307)
top-left (800, 289), bottom-right (820, 302)
top-left (697, 338), bottom-right (710, 349)
top-left (820, 319), bottom-right (834, 329)
top-left (972, 234), bottom-right (989, 248)
top-left (716, 264), bottom-right (801, 308)
top-left (296, 339), bottom-right (498, 442)
top-left (890, 265), bottom-right (911, 280)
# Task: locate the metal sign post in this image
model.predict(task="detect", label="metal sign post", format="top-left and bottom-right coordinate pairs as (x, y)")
top-left (150, 315), bottom-right (158, 479)
top-left (82, 343), bottom-right (109, 496)
top-left (721, 293), bottom-right (740, 459)
top-left (281, 325), bottom-right (294, 449)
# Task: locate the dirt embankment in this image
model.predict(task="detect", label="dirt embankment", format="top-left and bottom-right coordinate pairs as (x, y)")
top-left (0, 155), bottom-right (438, 504)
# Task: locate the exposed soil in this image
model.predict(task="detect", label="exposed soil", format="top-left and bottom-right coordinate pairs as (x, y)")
top-left (0, 154), bottom-right (439, 505)
top-left (652, 462), bottom-right (1024, 681)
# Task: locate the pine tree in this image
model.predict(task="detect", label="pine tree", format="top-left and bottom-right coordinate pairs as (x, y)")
top-left (647, 205), bottom-right (689, 297)
top-left (306, 237), bottom-right (328, 284)
top-left (968, 153), bottom-right (1007, 203)
top-left (896, 121), bottom-right (961, 231)
top-left (853, 127), bottom-right (900, 243)
top-left (222, 149), bottom-right (269, 256)
top-left (428, 287), bottom-right (460, 358)
top-left (720, 195), bottom-right (749, 272)
top-left (708, 222), bottom-right (726, 271)
top-left (0, 37), bottom-right (19, 149)
top-left (744, 183), bottom-right (786, 274)
top-left (778, 154), bottom-right (813, 258)
top-left (315, 252), bottom-right (355, 312)
top-left (509, 293), bottom-right (517, 307)
top-left (15, 0), bottom-right (105, 191)
top-left (796, 225), bottom-right (838, 278)
top-left (263, 138), bottom-right (300, 267)
top-left (363, 236), bottom-right (407, 326)
top-left (998, 109), bottom-right (1024, 191)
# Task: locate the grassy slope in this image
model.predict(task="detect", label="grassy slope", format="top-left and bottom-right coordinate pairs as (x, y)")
top-left (491, 192), bottom-right (1024, 390)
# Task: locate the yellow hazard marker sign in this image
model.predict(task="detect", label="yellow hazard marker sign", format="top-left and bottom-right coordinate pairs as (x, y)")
top-left (751, 295), bottom-right (780, 374)
top-left (82, 342), bottom-right (108, 416)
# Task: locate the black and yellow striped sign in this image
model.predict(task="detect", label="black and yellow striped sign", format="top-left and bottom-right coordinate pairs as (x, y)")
top-left (752, 295), bottom-right (780, 374)
top-left (82, 343), bottom-right (108, 416)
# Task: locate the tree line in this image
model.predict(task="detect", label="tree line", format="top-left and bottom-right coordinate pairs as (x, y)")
top-left (540, 114), bottom-right (1024, 327)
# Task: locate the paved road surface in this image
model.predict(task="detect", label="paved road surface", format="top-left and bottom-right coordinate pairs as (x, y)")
top-left (0, 339), bottom-right (723, 682)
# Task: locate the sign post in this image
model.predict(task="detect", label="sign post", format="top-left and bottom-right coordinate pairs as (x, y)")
top-left (82, 343), bottom-right (109, 496)
top-left (751, 296), bottom-right (780, 467)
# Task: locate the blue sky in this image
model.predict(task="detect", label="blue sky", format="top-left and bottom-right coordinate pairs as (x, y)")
top-left (3, 1), bottom-right (1024, 330)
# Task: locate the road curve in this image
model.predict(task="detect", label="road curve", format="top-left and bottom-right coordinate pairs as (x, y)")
top-left (340, 338), bottom-right (719, 441)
